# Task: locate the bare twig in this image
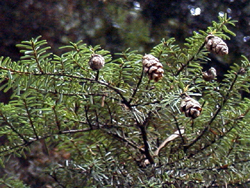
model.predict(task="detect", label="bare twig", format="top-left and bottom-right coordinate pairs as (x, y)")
top-left (172, 114), bottom-right (185, 144)
top-left (129, 67), bottom-right (144, 104)
top-left (154, 128), bottom-right (185, 156)
top-left (95, 70), bottom-right (99, 81)
top-left (105, 130), bottom-right (145, 154)
top-left (52, 105), bottom-right (61, 133)
top-left (137, 112), bottom-right (155, 164)
top-left (139, 124), bottom-right (154, 164)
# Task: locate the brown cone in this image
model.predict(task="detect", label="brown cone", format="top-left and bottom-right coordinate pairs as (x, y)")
top-left (142, 54), bottom-right (164, 82)
top-left (89, 54), bottom-right (105, 71)
top-left (205, 34), bottom-right (228, 55)
top-left (180, 93), bottom-right (202, 119)
top-left (202, 67), bottom-right (217, 81)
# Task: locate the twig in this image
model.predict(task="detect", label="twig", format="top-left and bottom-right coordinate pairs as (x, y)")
top-left (52, 105), bottom-right (61, 133)
top-left (184, 72), bottom-right (239, 152)
top-left (139, 124), bottom-right (154, 164)
top-left (23, 99), bottom-right (39, 140)
top-left (84, 106), bottom-right (93, 130)
top-left (131, 100), bottom-right (160, 107)
top-left (28, 86), bottom-right (119, 102)
top-left (129, 67), bottom-right (144, 104)
top-left (31, 40), bottom-right (44, 74)
top-left (104, 130), bottom-right (145, 154)
top-left (61, 127), bottom-right (97, 134)
top-left (137, 113), bottom-right (155, 164)
top-left (154, 128), bottom-right (185, 156)
top-left (95, 70), bottom-right (99, 81)
top-left (105, 101), bottom-right (113, 124)
top-left (175, 40), bottom-right (206, 76)
top-left (186, 108), bottom-right (250, 158)
top-left (0, 111), bottom-right (28, 144)
top-left (0, 69), bottom-right (131, 109)
top-left (172, 114), bottom-right (185, 144)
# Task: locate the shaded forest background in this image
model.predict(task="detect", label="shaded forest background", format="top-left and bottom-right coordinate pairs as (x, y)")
top-left (1, 0), bottom-right (250, 61)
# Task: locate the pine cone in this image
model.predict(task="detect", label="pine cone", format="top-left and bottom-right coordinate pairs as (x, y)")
top-left (89, 54), bottom-right (105, 71)
top-left (239, 67), bottom-right (246, 75)
top-left (202, 67), bottom-right (217, 81)
top-left (142, 54), bottom-right (164, 82)
top-left (205, 34), bottom-right (228, 55)
top-left (180, 93), bottom-right (202, 119)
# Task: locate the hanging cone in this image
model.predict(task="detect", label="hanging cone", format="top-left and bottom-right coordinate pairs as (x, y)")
top-left (202, 67), bottom-right (217, 81)
top-left (205, 34), bottom-right (228, 55)
top-left (180, 93), bottom-right (202, 119)
top-left (142, 54), bottom-right (164, 82)
top-left (89, 54), bottom-right (105, 71)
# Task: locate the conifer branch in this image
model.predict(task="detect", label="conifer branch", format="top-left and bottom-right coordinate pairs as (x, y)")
top-left (187, 108), bottom-right (250, 159)
top-left (0, 111), bottom-right (28, 144)
top-left (129, 67), bottom-right (144, 104)
top-left (175, 41), bottom-right (206, 76)
top-left (104, 130), bottom-right (145, 154)
top-left (31, 40), bottom-right (44, 74)
top-left (184, 72), bottom-right (239, 152)
top-left (52, 105), bottom-right (61, 133)
top-left (0, 68), bottom-right (131, 109)
top-left (23, 99), bottom-right (39, 140)
top-left (138, 113), bottom-right (155, 164)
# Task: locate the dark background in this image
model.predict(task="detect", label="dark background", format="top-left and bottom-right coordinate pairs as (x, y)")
top-left (1, 0), bottom-right (250, 61)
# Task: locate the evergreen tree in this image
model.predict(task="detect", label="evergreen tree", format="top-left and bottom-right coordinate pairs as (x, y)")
top-left (0, 14), bottom-right (250, 187)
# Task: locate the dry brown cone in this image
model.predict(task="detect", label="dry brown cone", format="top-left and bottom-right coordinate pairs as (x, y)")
top-left (239, 67), bottom-right (246, 75)
top-left (142, 54), bottom-right (164, 82)
top-left (202, 67), bottom-right (217, 81)
top-left (89, 54), bottom-right (105, 71)
top-left (205, 34), bottom-right (228, 55)
top-left (180, 93), bottom-right (202, 119)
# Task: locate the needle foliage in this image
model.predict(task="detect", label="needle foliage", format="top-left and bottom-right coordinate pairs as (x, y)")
top-left (0, 14), bottom-right (250, 188)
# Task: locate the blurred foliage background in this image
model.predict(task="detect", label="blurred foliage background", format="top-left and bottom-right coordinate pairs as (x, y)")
top-left (1, 0), bottom-right (250, 60)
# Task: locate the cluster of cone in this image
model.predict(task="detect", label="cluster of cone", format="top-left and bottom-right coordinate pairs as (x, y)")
top-left (180, 34), bottom-right (228, 119)
top-left (87, 34), bottom-right (229, 120)
top-left (201, 34), bottom-right (228, 82)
